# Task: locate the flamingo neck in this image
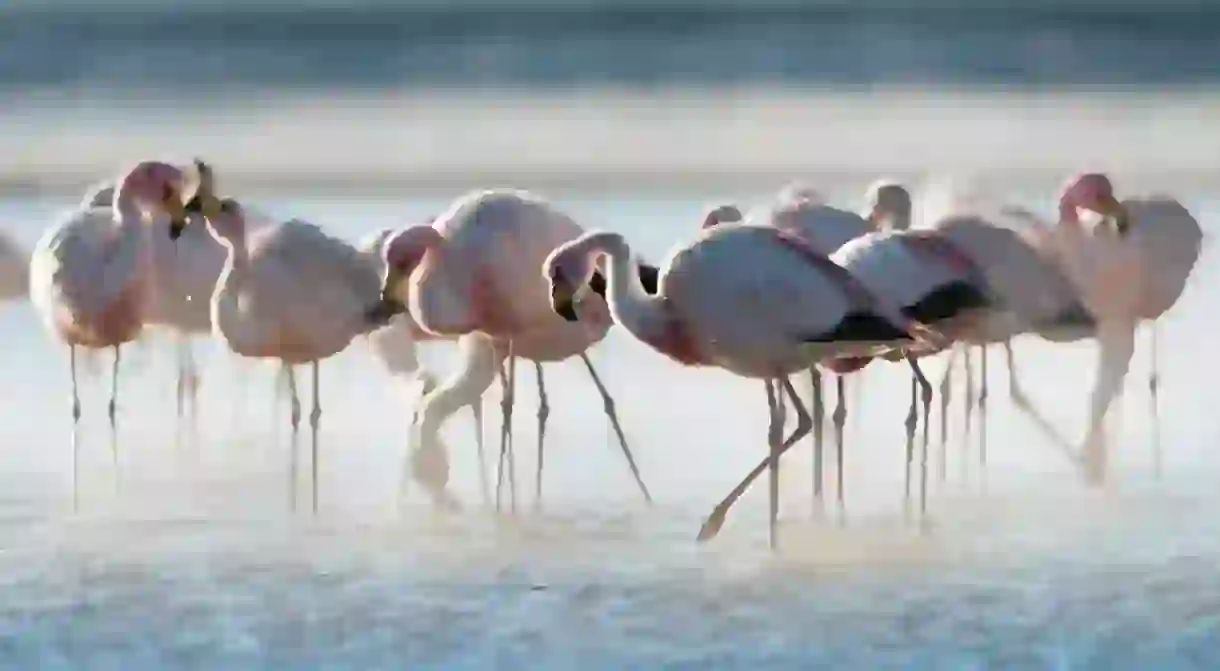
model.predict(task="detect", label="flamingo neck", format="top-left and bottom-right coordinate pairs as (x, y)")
top-left (889, 207), bottom-right (912, 231)
top-left (1058, 200), bottom-right (1080, 226)
top-left (107, 185), bottom-right (155, 288)
top-left (597, 234), bottom-right (662, 334)
top-left (596, 234), bottom-right (702, 363)
top-left (112, 184), bottom-right (147, 231)
top-left (211, 220), bottom-right (253, 344)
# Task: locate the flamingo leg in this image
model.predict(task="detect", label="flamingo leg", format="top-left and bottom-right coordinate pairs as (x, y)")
top-left (175, 336), bottom-right (187, 427)
top-left (961, 346), bottom-right (975, 483)
top-left (495, 342), bottom-right (518, 514)
top-left (470, 396), bottom-right (490, 508)
top-left (903, 375), bottom-right (917, 522)
top-left (1082, 323), bottom-right (1137, 486)
top-left (579, 353), bottom-right (652, 505)
top-left (175, 336), bottom-right (201, 450)
top-left (696, 376), bottom-right (812, 545)
top-left (979, 345), bottom-right (989, 490)
top-left (1003, 340), bottom-right (1080, 467)
top-left (936, 345), bottom-right (959, 484)
top-left (285, 365), bottom-right (299, 513)
top-left (766, 379), bottom-right (782, 550)
top-left (70, 345), bottom-right (81, 512)
top-left (309, 361), bottom-right (322, 515)
top-left (185, 340), bottom-right (200, 437)
top-left (1149, 323), bottom-right (1162, 479)
top-left (108, 345), bottom-right (121, 494)
top-left (834, 374), bottom-right (846, 526)
top-left (533, 361), bottom-right (549, 511)
top-left (907, 355), bottom-right (934, 529)
top-left (809, 367), bottom-right (824, 516)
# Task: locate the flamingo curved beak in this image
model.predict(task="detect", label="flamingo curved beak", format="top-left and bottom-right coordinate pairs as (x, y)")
top-left (548, 268), bottom-right (580, 322)
top-left (164, 190), bottom-right (189, 241)
top-left (1102, 196), bottom-right (1131, 236)
top-left (364, 294), bottom-right (404, 328)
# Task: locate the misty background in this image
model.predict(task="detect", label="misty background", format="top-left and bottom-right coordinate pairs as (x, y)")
top-left (1, 2), bottom-right (1218, 195)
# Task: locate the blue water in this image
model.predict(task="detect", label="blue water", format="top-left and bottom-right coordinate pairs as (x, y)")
top-left (0, 187), bottom-right (1219, 667)
top-left (2, 6), bottom-right (1219, 95)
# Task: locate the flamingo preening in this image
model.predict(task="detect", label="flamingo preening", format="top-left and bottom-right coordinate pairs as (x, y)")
top-left (998, 173), bottom-right (1203, 484)
top-left (29, 160), bottom-right (193, 506)
top-left (373, 189), bottom-right (656, 513)
top-left (544, 223), bottom-right (946, 549)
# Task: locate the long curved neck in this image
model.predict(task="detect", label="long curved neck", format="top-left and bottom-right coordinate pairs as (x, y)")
top-left (889, 206), bottom-right (912, 231)
top-left (1058, 200), bottom-right (1079, 225)
top-left (101, 182), bottom-right (153, 294)
top-left (415, 332), bottom-right (499, 439)
top-left (594, 235), bottom-right (669, 345)
top-left (211, 221), bottom-right (252, 340)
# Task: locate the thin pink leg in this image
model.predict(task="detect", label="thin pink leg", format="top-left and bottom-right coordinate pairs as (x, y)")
top-left (697, 377), bottom-right (813, 546)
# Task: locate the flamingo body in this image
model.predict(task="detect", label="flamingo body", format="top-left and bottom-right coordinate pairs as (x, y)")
top-left (407, 189), bottom-right (609, 342)
top-left (212, 217), bottom-right (383, 363)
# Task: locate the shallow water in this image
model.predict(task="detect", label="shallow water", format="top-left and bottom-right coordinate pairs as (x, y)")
top-left (1, 187), bottom-right (1219, 668)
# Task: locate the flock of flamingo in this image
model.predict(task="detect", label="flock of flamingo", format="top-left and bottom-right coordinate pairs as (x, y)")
top-left (0, 158), bottom-right (1203, 550)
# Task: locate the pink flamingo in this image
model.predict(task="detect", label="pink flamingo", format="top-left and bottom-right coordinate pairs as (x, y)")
top-left (72, 176), bottom-right (238, 440)
top-left (701, 184), bottom-right (881, 521)
top-left (174, 174), bottom-right (391, 514)
top-left (29, 160), bottom-right (192, 506)
top-left (863, 179), bottom-right (1102, 489)
top-left (543, 223), bottom-right (946, 549)
top-left (997, 173), bottom-right (1202, 484)
top-left (374, 189), bottom-right (656, 512)
top-left (366, 223), bottom-right (644, 511)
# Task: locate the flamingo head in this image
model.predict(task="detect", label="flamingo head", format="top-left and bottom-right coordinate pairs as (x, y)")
top-left (701, 203), bottom-right (744, 229)
top-left (170, 158), bottom-right (218, 240)
top-left (864, 180), bottom-right (912, 231)
top-left (776, 182), bottom-right (825, 204)
top-left (366, 225), bottom-right (442, 326)
top-left (1058, 172), bottom-right (1129, 235)
top-left (544, 231), bottom-right (624, 323)
top-left (118, 160), bottom-right (193, 235)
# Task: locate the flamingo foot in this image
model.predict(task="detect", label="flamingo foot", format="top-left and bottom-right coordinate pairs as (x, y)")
top-left (696, 504), bottom-right (729, 543)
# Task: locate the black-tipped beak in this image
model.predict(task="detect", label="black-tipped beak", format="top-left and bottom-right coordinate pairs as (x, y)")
top-left (364, 295), bottom-right (405, 328)
top-left (550, 285), bottom-right (579, 323)
top-left (1112, 204), bottom-right (1131, 237)
top-left (169, 217), bottom-right (186, 241)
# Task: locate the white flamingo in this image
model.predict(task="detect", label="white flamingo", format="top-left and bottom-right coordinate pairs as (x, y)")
top-left (176, 176), bottom-right (390, 514)
top-left (701, 183), bottom-right (884, 521)
top-left (73, 173), bottom-right (235, 438)
top-left (29, 160), bottom-right (193, 506)
top-left (543, 223), bottom-right (946, 549)
top-left (374, 189), bottom-right (656, 513)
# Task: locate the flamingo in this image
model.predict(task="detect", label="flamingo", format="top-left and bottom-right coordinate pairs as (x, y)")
top-left (543, 223), bottom-right (946, 549)
top-left (997, 173), bottom-right (1203, 484)
top-left (29, 160), bottom-right (192, 506)
top-left (71, 175), bottom-right (229, 440)
top-left (174, 175), bottom-right (391, 514)
top-left (831, 196), bottom-right (1131, 510)
top-left (373, 189), bottom-right (657, 513)
top-left (701, 183), bottom-right (882, 522)
top-left (865, 179), bottom-right (1094, 489)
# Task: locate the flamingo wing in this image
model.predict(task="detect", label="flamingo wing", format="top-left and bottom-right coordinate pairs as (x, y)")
top-left (1123, 197), bottom-right (1203, 319)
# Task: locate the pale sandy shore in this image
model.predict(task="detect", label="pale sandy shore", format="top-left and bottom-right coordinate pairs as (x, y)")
top-left (2, 88), bottom-right (1219, 197)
